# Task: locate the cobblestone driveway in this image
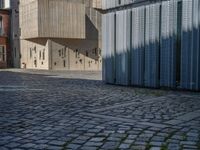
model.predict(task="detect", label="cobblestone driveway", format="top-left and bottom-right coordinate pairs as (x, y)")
top-left (0, 70), bottom-right (200, 150)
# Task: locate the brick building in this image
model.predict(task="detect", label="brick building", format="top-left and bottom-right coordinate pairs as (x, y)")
top-left (0, 9), bottom-right (10, 68)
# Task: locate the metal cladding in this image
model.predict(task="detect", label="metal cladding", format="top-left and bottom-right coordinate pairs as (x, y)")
top-left (144, 3), bottom-right (160, 88)
top-left (102, 13), bottom-right (116, 84)
top-left (160, 0), bottom-right (178, 88)
top-left (131, 6), bottom-right (145, 86)
top-left (102, 0), bottom-right (200, 91)
top-left (180, 0), bottom-right (200, 90)
top-left (115, 10), bottom-right (131, 85)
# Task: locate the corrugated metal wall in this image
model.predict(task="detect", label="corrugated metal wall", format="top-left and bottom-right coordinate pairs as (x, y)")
top-left (115, 10), bottom-right (131, 85)
top-left (131, 6), bottom-right (145, 86)
top-left (160, 0), bottom-right (177, 88)
top-left (180, 0), bottom-right (200, 90)
top-left (144, 3), bottom-right (160, 88)
top-left (102, 13), bottom-right (116, 84)
top-left (102, 0), bottom-right (200, 91)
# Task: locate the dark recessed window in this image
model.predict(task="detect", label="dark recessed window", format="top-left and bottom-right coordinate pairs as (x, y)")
top-left (30, 48), bottom-right (32, 58)
top-left (43, 49), bottom-right (45, 60)
top-left (63, 60), bottom-right (66, 67)
top-left (39, 51), bottom-right (41, 60)
top-left (0, 45), bottom-right (5, 61)
top-left (75, 49), bottom-right (79, 58)
top-left (0, 16), bottom-right (3, 35)
top-left (59, 50), bottom-right (61, 57)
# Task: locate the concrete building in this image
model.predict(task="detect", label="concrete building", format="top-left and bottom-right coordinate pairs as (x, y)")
top-left (20, 0), bottom-right (102, 70)
top-left (0, 2), bottom-right (10, 68)
top-left (95, 0), bottom-right (200, 91)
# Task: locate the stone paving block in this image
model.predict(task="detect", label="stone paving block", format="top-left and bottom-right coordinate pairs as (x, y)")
top-left (107, 136), bottom-right (122, 142)
top-left (168, 143), bottom-right (180, 150)
top-left (180, 141), bottom-right (197, 145)
top-left (150, 147), bottom-right (161, 150)
top-left (48, 140), bottom-right (65, 146)
top-left (0, 147), bottom-right (9, 150)
top-left (90, 137), bottom-right (105, 142)
top-left (0, 140), bottom-right (9, 146)
top-left (84, 141), bottom-right (103, 147)
top-left (47, 145), bottom-right (62, 150)
top-left (35, 139), bottom-right (49, 144)
top-left (20, 143), bottom-right (37, 148)
top-left (101, 141), bottom-right (120, 149)
top-left (67, 144), bottom-right (81, 149)
top-left (80, 146), bottom-right (98, 150)
top-left (34, 144), bottom-right (49, 150)
top-left (123, 139), bottom-right (134, 144)
top-left (131, 145), bottom-right (146, 150)
top-left (6, 142), bottom-right (21, 148)
top-left (150, 141), bottom-right (163, 147)
top-left (119, 143), bottom-right (131, 149)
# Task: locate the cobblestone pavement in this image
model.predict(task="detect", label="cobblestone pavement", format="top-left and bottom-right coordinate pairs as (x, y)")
top-left (0, 70), bottom-right (200, 150)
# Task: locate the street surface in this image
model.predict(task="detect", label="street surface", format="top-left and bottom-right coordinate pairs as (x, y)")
top-left (0, 69), bottom-right (199, 150)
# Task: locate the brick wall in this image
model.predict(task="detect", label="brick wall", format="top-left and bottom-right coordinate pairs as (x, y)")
top-left (0, 9), bottom-right (10, 68)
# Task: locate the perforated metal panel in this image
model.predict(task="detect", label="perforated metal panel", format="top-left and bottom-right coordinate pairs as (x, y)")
top-left (144, 3), bottom-right (160, 88)
top-left (180, 0), bottom-right (200, 90)
top-left (102, 13), bottom-right (116, 84)
top-left (102, 0), bottom-right (200, 91)
top-left (198, 0), bottom-right (200, 89)
top-left (131, 6), bottom-right (145, 86)
top-left (102, 14), bottom-right (107, 82)
top-left (160, 0), bottom-right (177, 88)
top-left (115, 10), bottom-right (131, 85)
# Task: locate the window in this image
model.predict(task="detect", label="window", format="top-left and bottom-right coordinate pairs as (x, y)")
top-left (15, 48), bottom-right (16, 58)
top-left (30, 48), bottom-right (32, 58)
top-left (58, 50), bottom-right (61, 57)
top-left (0, 0), bottom-right (4, 9)
top-left (0, 16), bottom-right (3, 35)
top-left (64, 48), bottom-right (67, 57)
top-left (39, 51), bottom-right (41, 60)
top-left (34, 46), bottom-right (36, 53)
top-left (0, 45), bottom-right (5, 61)
top-left (61, 49), bottom-right (64, 57)
top-left (43, 49), bottom-right (45, 60)
top-left (75, 49), bottom-right (79, 58)
top-left (94, 48), bottom-right (97, 56)
top-left (63, 60), bottom-right (66, 67)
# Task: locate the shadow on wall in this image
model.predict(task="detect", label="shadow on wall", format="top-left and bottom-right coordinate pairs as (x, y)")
top-left (103, 32), bottom-right (200, 91)
top-left (102, 1), bottom-right (200, 91)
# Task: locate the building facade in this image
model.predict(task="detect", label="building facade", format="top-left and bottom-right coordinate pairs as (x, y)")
top-left (0, 6), bottom-right (10, 68)
top-left (0, 0), bottom-right (20, 68)
top-left (20, 0), bottom-right (102, 70)
top-left (10, 0), bottom-right (20, 68)
top-left (0, 0), bottom-right (10, 9)
top-left (96, 0), bottom-right (200, 91)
